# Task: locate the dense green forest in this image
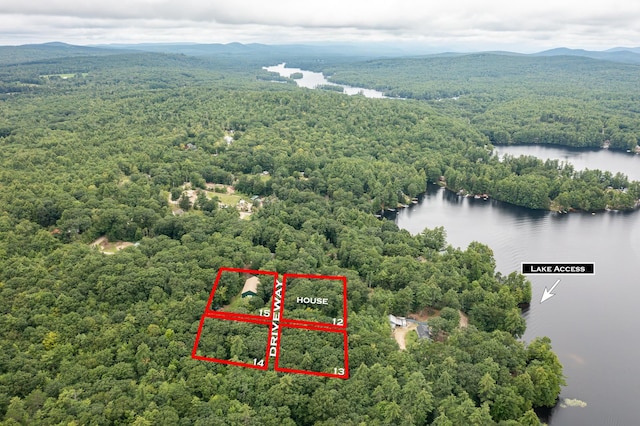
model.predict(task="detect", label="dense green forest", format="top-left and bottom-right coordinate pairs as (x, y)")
top-left (306, 54), bottom-right (640, 152)
top-left (0, 45), bottom-right (573, 425)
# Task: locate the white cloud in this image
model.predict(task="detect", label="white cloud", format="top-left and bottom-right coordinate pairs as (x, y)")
top-left (0, 1), bottom-right (639, 51)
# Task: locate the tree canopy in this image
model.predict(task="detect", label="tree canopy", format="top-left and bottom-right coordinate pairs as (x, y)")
top-left (0, 47), bottom-right (570, 425)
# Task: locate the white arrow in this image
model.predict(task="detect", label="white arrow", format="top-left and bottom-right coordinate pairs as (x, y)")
top-left (540, 279), bottom-right (561, 303)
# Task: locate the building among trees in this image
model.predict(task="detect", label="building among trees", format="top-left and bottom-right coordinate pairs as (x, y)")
top-left (388, 314), bottom-right (407, 328)
top-left (417, 323), bottom-right (432, 340)
top-left (241, 276), bottom-right (260, 298)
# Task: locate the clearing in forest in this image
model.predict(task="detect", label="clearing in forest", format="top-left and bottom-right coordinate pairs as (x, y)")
top-left (409, 307), bottom-right (469, 328)
top-left (393, 322), bottom-right (417, 350)
top-left (90, 236), bottom-right (134, 254)
top-left (169, 184), bottom-right (256, 219)
top-left (393, 308), bottom-right (469, 350)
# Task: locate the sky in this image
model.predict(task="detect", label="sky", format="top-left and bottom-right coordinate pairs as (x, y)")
top-left (1, 0), bottom-right (639, 52)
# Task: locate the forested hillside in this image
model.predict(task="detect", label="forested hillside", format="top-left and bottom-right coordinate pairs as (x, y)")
top-left (0, 48), bottom-right (567, 425)
top-left (313, 54), bottom-right (640, 152)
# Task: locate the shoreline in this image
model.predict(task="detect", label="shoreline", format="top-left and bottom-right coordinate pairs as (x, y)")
top-left (442, 186), bottom-right (639, 214)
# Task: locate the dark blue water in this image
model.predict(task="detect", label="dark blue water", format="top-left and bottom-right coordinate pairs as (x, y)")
top-left (394, 146), bottom-right (640, 426)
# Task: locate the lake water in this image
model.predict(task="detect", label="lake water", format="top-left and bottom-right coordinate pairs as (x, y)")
top-left (393, 145), bottom-right (640, 425)
top-left (494, 144), bottom-right (640, 181)
top-left (262, 67), bottom-right (638, 423)
top-left (263, 63), bottom-right (388, 98)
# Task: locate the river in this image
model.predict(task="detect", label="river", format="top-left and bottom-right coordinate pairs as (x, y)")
top-left (392, 145), bottom-right (640, 426)
top-left (263, 63), bottom-right (388, 98)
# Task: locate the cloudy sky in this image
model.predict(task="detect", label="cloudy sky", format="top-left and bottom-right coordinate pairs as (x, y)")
top-left (1, 0), bottom-right (639, 52)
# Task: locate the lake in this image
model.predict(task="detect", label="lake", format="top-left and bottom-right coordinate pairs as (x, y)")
top-left (494, 144), bottom-right (640, 181)
top-left (392, 145), bottom-right (640, 426)
top-left (262, 67), bottom-right (638, 423)
top-left (263, 63), bottom-right (388, 98)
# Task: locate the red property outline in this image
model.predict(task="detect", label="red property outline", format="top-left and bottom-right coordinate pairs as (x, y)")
top-left (191, 268), bottom-right (349, 379)
top-left (279, 273), bottom-right (348, 329)
top-left (191, 315), bottom-right (271, 371)
top-left (274, 324), bottom-right (349, 379)
top-left (191, 268), bottom-right (279, 370)
top-left (200, 267), bottom-right (279, 322)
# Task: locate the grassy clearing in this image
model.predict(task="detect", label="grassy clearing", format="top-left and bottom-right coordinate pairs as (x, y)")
top-left (41, 73), bottom-right (88, 79)
top-left (405, 328), bottom-right (419, 347)
top-left (100, 245), bottom-right (119, 254)
top-left (208, 192), bottom-right (245, 206)
top-left (90, 236), bottom-right (134, 254)
top-left (393, 323), bottom-right (418, 350)
top-left (222, 296), bottom-right (251, 312)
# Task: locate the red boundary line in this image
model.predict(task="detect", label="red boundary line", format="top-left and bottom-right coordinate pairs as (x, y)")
top-left (192, 268), bottom-right (278, 363)
top-left (192, 268), bottom-right (349, 379)
top-left (205, 311), bottom-right (272, 325)
top-left (192, 355), bottom-right (269, 371)
top-left (280, 318), bottom-right (346, 331)
top-left (204, 311), bottom-right (272, 325)
top-left (274, 328), bottom-right (349, 379)
top-left (280, 273), bottom-right (348, 329)
top-left (191, 316), bottom-right (271, 370)
top-left (202, 268), bottom-right (278, 318)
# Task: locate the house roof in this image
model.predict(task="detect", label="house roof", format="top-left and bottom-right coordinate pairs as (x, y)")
top-left (242, 276), bottom-right (260, 295)
top-left (416, 324), bottom-right (431, 339)
top-left (389, 314), bottom-right (406, 326)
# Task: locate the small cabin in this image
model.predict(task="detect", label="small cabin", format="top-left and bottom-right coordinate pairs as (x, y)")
top-left (241, 276), bottom-right (260, 298)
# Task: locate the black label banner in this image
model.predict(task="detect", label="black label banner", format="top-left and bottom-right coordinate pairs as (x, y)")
top-left (522, 263), bottom-right (595, 275)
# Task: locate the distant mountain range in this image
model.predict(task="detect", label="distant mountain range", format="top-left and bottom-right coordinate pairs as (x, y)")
top-left (91, 41), bottom-right (414, 57)
top-left (2, 41), bottom-right (640, 66)
top-left (94, 43), bottom-right (640, 65)
top-left (0, 41), bottom-right (121, 65)
top-left (606, 47), bottom-right (640, 54)
top-left (0, 41), bottom-right (393, 66)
